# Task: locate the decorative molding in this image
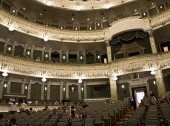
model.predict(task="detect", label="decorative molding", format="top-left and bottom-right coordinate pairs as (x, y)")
top-left (0, 52), bottom-right (170, 79)
top-left (0, 8), bottom-right (170, 42)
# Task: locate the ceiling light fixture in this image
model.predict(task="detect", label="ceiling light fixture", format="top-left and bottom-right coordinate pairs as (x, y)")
top-left (8, 25), bottom-right (14, 31)
top-left (112, 76), bottom-right (118, 81)
top-left (42, 77), bottom-right (47, 82)
top-left (150, 70), bottom-right (156, 75)
top-left (43, 35), bottom-right (48, 42)
top-left (78, 78), bottom-right (83, 83)
top-left (2, 72), bottom-right (8, 77)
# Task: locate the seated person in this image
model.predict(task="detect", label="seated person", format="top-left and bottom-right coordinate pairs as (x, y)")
top-left (70, 106), bottom-right (75, 118)
top-left (9, 101), bottom-right (18, 114)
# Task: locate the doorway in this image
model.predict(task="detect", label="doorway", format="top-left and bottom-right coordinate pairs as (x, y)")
top-left (132, 86), bottom-right (147, 108)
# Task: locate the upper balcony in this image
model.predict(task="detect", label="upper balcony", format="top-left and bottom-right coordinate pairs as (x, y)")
top-left (0, 0), bottom-right (170, 43)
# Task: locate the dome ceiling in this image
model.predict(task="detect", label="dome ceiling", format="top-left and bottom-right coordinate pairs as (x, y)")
top-left (34, 0), bottom-right (135, 11)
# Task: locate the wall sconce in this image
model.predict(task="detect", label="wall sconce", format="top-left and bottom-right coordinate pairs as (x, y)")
top-left (80, 56), bottom-right (83, 60)
top-left (81, 87), bottom-right (84, 91)
top-left (153, 80), bottom-right (156, 85)
top-left (121, 84), bottom-right (125, 89)
top-left (63, 87), bottom-right (66, 91)
top-left (25, 85), bottom-right (28, 90)
top-left (8, 47), bottom-right (11, 51)
top-left (45, 54), bottom-right (48, 58)
top-left (62, 55), bottom-right (66, 60)
top-left (4, 83), bottom-right (7, 88)
top-left (27, 51), bottom-right (30, 55)
top-left (71, 87), bottom-right (75, 92)
top-left (44, 86), bottom-right (47, 91)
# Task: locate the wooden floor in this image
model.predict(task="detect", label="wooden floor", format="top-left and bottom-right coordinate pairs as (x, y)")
top-left (114, 109), bottom-right (134, 126)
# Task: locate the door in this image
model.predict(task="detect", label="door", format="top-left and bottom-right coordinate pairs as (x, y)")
top-left (132, 86), bottom-right (147, 108)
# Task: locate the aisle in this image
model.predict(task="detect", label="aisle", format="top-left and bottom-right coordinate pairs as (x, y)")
top-left (114, 109), bottom-right (134, 126)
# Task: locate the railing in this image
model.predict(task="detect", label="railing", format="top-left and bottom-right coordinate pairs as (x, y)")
top-left (0, 52), bottom-right (170, 79)
top-left (150, 8), bottom-right (170, 29)
top-left (0, 8), bottom-right (170, 42)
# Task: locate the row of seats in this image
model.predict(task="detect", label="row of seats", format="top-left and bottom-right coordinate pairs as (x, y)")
top-left (0, 98), bottom-right (130, 126)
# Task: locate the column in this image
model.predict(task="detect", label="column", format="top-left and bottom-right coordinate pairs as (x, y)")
top-left (78, 84), bottom-right (81, 100)
top-left (49, 48), bottom-right (52, 62)
top-left (23, 44), bottom-right (28, 57)
top-left (148, 30), bottom-right (157, 54)
top-left (83, 50), bottom-right (86, 64)
top-left (27, 80), bottom-right (32, 99)
top-left (6, 79), bottom-right (11, 94)
top-left (31, 46), bottom-right (34, 59)
top-left (94, 52), bottom-right (97, 63)
top-left (59, 49), bottom-right (62, 63)
top-left (12, 44), bottom-right (15, 56)
top-left (21, 79), bottom-right (26, 95)
top-left (47, 82), bottom-right (50, 100)
top-left (0, 79), bottom-right (5, 99)
top-left (83, 82), bottom-right (87, 99)
top-left (106, 41), bottom-right (112, 63)
top-left (41, 84), bottom-right (44, 100)
top-left (155, 70), bottom-right (166, 97)
top-left (66, 84), bottom-right (69, 99)
top-left (4, 43), bottom-right (7, 53)
top-left (77, 51), bottom-right (80, 63)
top-left (41, 51), bottom-right (44, 61)
top-left (60, 82), bottom-right (63, 101)
top-left (66, 50), bottom-right (69, 63)
top-left (109, 77), bottom-right (118, 101)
